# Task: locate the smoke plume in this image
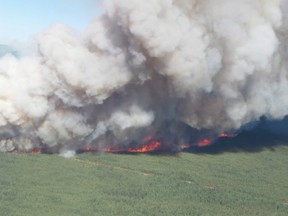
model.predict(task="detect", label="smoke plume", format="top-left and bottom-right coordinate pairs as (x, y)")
top-left (0, 0), bottom-right (288, 153)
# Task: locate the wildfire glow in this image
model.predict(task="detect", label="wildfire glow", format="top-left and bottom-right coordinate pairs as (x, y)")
top-left (27, 132), bottom-right (238, 154)
top-left (196, 138), bottom-right (212, 147)
top-left (31, 148), bottom-right (42, 154)
top-left (103, 147), bottom-right (121, 153)
top-left (102, 137), bottom-right (162, 153)
top-left (180, 144), bottom-right (191, 149)
top-left (127, 141), bottom-right (161, 153)
top-left (219, 133), bottom-right (237, 138)
top-left (83, 146), bottom-right (96, 152)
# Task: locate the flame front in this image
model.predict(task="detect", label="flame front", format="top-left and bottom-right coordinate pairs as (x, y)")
top-left (180, 144), bottom-right (190, 149)
top-left (127, 140), bottom-right (161, 153)
top-left (196, 139), bottom-right (212, 147)
top-left (26, 131), bottom-right (238, 154)
top-left (103, 139), bottom-right (162, 153)
top-left (31, 148), bottom-right (42, 154)
top-left (219, 133), bottom-right (237, 138)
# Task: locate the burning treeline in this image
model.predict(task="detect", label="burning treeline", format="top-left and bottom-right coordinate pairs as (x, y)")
top-left (0, 0), bottom-right (288, 155)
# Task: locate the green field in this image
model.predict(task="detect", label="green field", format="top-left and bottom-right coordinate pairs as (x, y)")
top-left (0, 146), bottom-right (288, 216)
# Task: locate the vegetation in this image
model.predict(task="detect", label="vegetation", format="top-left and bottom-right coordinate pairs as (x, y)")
top-left (0, 146), bottom-right (288, 216)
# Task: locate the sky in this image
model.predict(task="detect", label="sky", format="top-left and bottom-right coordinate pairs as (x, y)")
top-left (0, 0), bottom-right (102, 45)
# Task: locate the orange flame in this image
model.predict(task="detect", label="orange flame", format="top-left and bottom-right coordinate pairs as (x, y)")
top-left (196, 138), bottom-right (212, 147)
top-left (195, 132), bottom-right (237, 148)
top-left (31, 148), bottom-right (42, 154)
top-left (103, 147), bottom-right (121, 153)
top-left (127, 140), bottom-right (161, 153)
top-left (80, 132), bottom-right (238, 153)
top-left (219, 133), bottom-right (237, 138)
top-left (103, 137), bottom-right (162, 153)
top-left (180, 144), bottom-right (191, 149)
top-left (83, 146), bottom-right (96, 152)
top-left (28, 131), bottom-right (238, 154)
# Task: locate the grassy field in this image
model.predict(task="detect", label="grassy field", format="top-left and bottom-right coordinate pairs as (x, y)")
top-left (0, 146), bottom-right (288, 216)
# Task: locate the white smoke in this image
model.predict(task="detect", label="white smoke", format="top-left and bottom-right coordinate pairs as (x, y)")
top-left (0, 0), bottom-right (288, 153)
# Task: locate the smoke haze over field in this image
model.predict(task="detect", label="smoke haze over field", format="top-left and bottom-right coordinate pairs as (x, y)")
top-left (0, 0), bottom-right (288, 153)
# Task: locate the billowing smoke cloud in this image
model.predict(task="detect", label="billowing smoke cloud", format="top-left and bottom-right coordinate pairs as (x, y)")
top-left (0, 0), bottom-right (288, 153)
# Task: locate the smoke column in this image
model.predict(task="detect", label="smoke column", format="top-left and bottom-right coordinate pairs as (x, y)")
top-left (0, 0), bottom-right (288, 154)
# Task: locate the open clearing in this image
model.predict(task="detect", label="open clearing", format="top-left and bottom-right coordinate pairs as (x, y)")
top-left (0, 146), bottom-right (288, 216)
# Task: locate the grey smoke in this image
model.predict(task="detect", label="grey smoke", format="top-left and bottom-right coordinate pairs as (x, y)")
top-left (0, 0), bottom-right (288, 153)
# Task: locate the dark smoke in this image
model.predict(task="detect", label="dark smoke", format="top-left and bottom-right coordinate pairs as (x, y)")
top-left (0, 0), bottom-right (288, 156)
top-left (189, 117), bottom-right (288, 154)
